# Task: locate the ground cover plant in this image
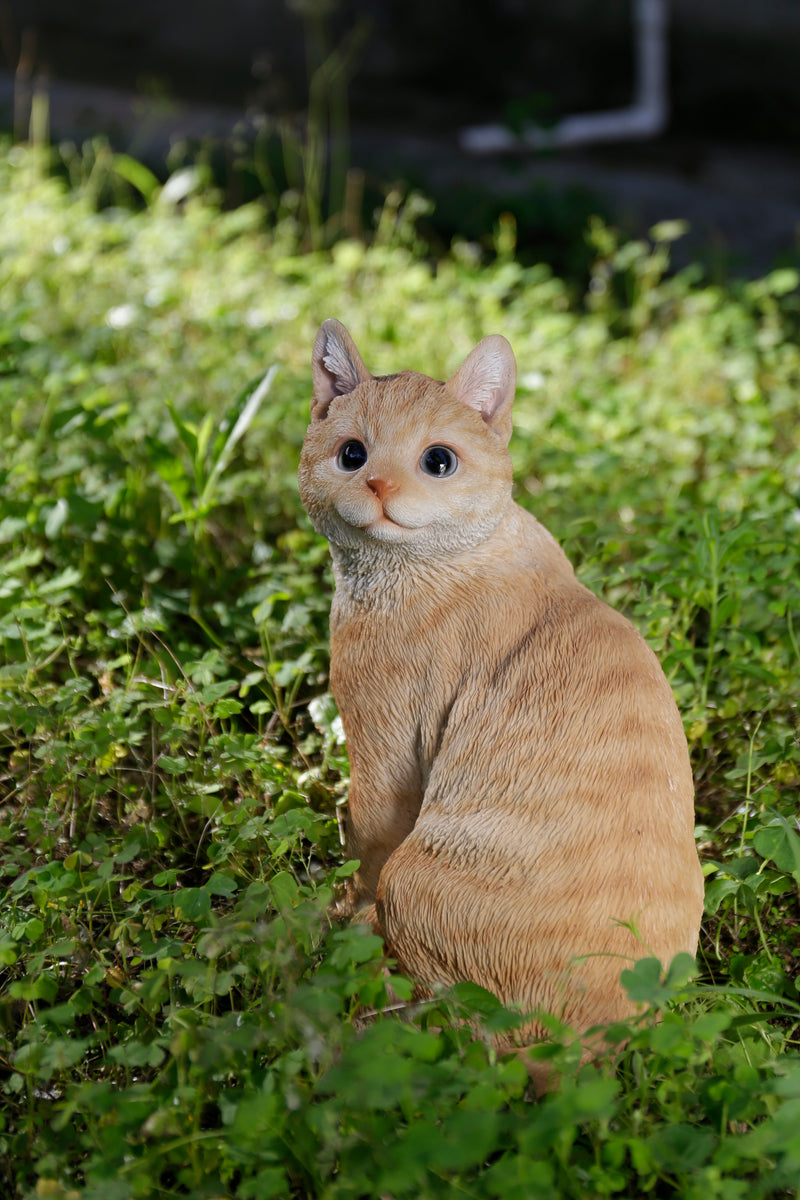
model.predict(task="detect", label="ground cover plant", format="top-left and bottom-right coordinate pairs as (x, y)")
top-left (0, 141), bottom-right (799, 1198)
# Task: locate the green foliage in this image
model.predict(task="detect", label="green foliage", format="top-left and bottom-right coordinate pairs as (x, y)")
top-left (0, 143), bottom-right (799, 1197)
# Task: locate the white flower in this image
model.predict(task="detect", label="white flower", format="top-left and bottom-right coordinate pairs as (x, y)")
top-left (106, 304), bottom-right (136, 329)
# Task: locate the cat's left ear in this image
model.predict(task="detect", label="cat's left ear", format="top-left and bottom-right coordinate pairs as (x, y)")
top-left (311, 319), bottom-right (373, 420)
top-left (447, 335), bottom-right (516, 444)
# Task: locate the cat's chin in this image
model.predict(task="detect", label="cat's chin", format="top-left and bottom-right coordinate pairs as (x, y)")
top-left (360, 516), bottom-right (424, 543)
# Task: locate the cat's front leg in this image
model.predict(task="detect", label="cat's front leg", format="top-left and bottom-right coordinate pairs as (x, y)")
top-left (333, 758), bottom-right (424, 922)
top-left (328, 633), bottom-right (429, 921)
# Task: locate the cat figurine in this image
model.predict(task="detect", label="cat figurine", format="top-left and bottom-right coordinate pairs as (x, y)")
top-left (298, 318), bottom-right (704, 1085)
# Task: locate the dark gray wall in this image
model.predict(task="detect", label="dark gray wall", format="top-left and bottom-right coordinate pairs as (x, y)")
top-left (5, 0), bottom-right (800, 140)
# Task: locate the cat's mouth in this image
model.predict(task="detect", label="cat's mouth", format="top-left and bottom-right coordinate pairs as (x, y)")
top-left (364, 514), bottom-right (411, 534)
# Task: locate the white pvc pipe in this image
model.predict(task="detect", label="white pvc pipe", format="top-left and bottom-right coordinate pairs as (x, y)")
top-left (460, 0), bottom-right (669, 153)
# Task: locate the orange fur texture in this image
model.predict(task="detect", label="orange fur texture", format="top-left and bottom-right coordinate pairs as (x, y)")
top-left (298, 319), bottom-right (704, 1075)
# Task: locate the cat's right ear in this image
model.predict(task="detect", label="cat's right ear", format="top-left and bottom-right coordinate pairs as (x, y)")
top-left (447, 335), bottom-right (517, 445)
top-left (311, 319), bottom-right (373, 420)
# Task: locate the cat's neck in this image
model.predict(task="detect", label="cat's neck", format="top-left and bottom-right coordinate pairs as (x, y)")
top-left (329, 504), bottom-right (571, 616)
top-left (329, 543), bottom-right (419, 613)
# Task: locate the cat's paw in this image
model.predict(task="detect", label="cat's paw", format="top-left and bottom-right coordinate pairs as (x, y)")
top-left (351, 902), bottom-right (380, 934)
top-left (326, 890), bottom-right (354, 924)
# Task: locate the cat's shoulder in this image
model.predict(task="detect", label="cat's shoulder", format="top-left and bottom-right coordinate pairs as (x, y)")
top-left (507, 502), bottom-right (575, 579)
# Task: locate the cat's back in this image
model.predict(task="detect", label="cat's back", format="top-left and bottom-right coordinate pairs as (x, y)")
top-left (432, 502), bottom-right (693, 807)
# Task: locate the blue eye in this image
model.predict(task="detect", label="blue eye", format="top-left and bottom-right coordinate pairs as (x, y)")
top-left (337, 440), bottom-right (368, 471)
top-left (420, 445), bottom-right (457, 478)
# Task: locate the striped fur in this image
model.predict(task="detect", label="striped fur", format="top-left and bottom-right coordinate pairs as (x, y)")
top-left (298, 320), bottom-right (704, 1084)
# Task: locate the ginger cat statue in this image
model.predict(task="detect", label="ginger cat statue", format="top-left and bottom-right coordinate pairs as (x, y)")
top-left (298, 319), bottom-right (704, 1085)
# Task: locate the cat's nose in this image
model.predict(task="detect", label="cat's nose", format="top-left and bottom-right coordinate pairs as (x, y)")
top-left (366, 476), bottom-right (397, 502)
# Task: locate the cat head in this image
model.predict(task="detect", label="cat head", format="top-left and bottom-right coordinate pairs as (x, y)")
top-left (298, 319), bottom-right (516, 560)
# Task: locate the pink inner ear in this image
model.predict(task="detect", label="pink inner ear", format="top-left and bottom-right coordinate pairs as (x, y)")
top-left (479, 384), bottom-right (506, 423)
top-left (311, 319), bottom-right (372, 419)
top-left (323, 343), bottom-right (363, 397)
